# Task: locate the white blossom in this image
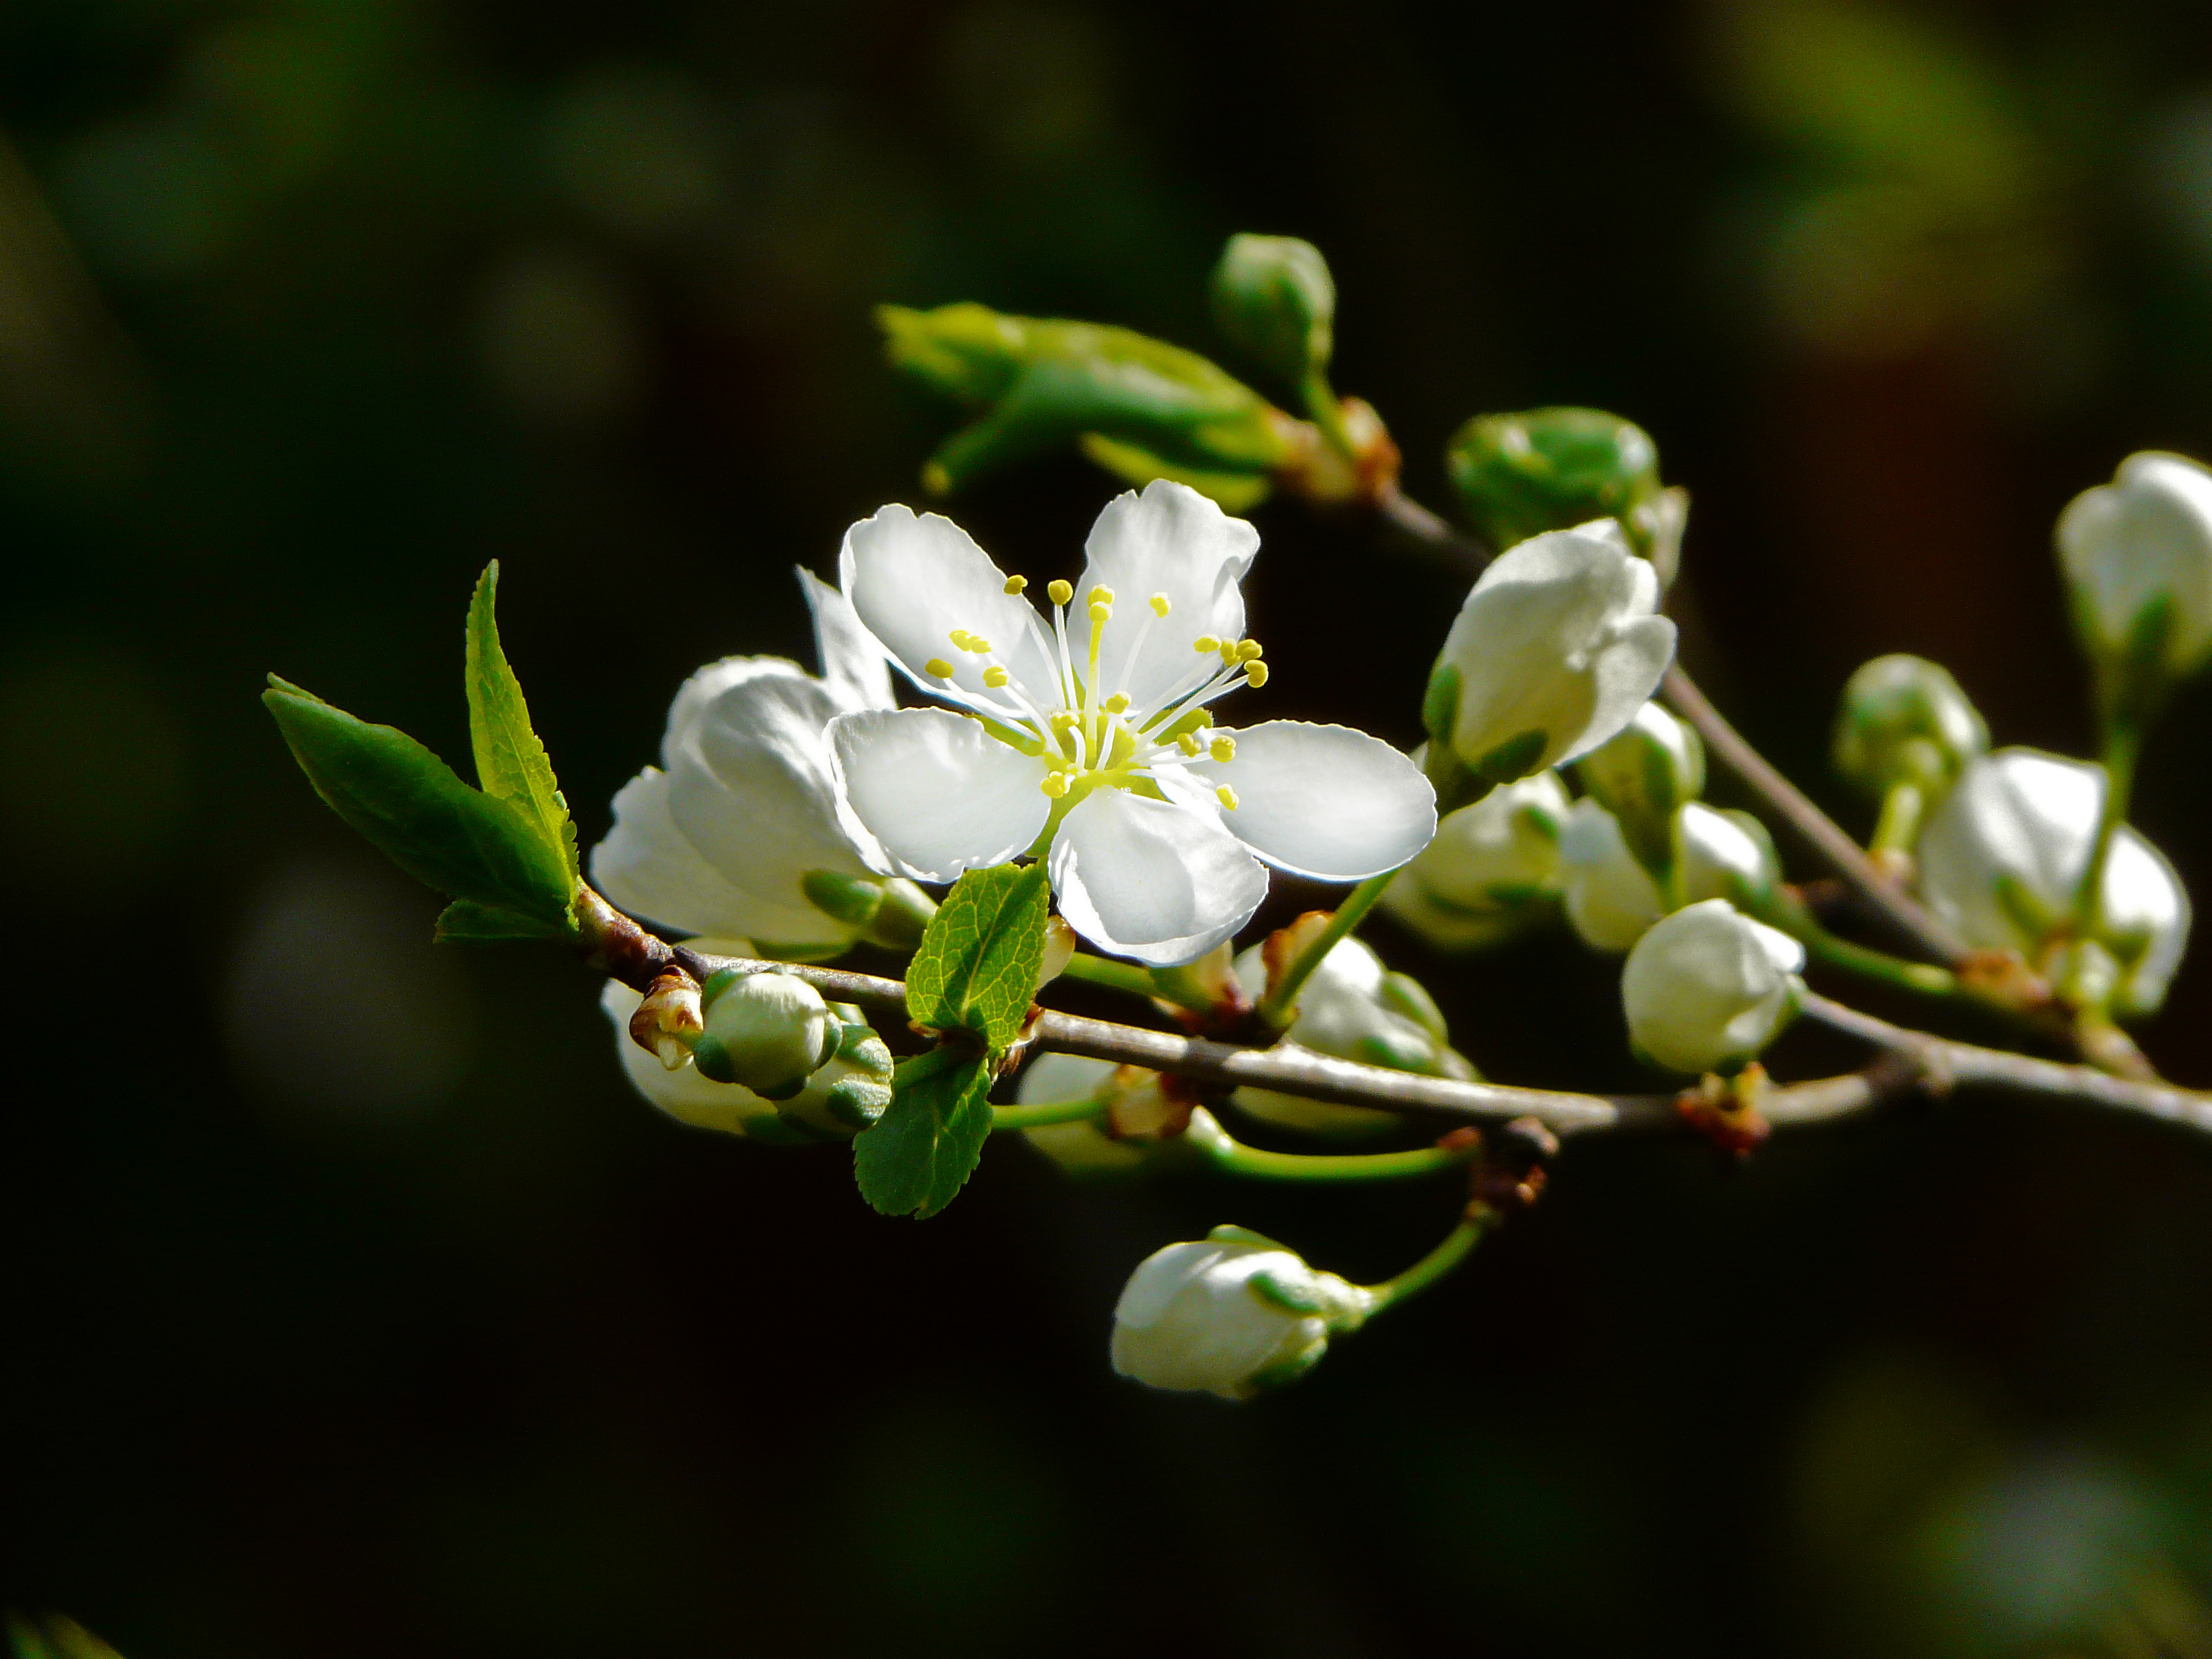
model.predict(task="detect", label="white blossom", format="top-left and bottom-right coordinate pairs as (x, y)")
top-left (691, 970), bottom-right (838, 1098)
top-left (1558, 799), bottom-right (1779, 953)
top-left (600, 958), bottom-right (893, 1142)
top-left (1227, 936), bottom-right (1472, 1136)
top-left (1380, 770), bottom-right (1570, 950)
top-left (1111, 1232), bottom-right (1372, 1400)
top-left (590, 572), bottom-right (897, 951)
top-left (1426, 521), bottom-right (1678, 784)
top-left (825, 480), bottom-right (1437, 966)
top-left (1916, 748), bottom-right (2191, 1016)
top-left (1621, 899), bottom-right (1805, 1075)
top-left (2057, 451), bottom-right (2212, 676)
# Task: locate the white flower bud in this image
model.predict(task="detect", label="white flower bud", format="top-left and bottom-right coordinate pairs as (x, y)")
top-left (2057, 451), bottom-right (2212, 683)
top-left (1110, 1229), bottom-right (1373, 1400)
top-left (1621, 899), bottom-right (1806, 1075)
top-left (1012, 1052), bottom-right (1149, 1176)
top-left (1915, 748), bottom-right (2191, 1016)
top-left (600, 976), bottom-right (893, 1141)
top-left (1422, 522), bottom-right (1677, 791)
top-left (1574, 701), bottom-right (1704, 873)
top-left (691, 968), bottom-right (840, 1098)
top-left (1380, 770), bottom-right (1570, 950)
top-left (1558, 800), bottom-right (1779, 953)
top-left (1228, 937), bottom-right (1475, 1136)
top-left (1832, 654), bottom-right (1988, 795)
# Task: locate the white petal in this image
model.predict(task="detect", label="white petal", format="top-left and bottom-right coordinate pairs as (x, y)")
top-left (1074, 480), bottom-right (1258, 714)
top-left (592, 766), bottom-right (813, 940)
top-left (838, 504), bottom-right (1061, 709)
top-left (797, 567), bottom-right (895, 712)
top-left (2107, 825), bottom-right (2193, 1014)
top-left (827, 708), bottom-right (1050, 883)
top-left (1049, 787), bottom-right (1267, 966)
top-left (662, 664), bottom-right (888, 943)
top-left (1565, 617), bottom-right (1678, 766)
top-left (601, 980), bottom-right (778, 1135)
top-left (1182, 722), bottom-right (1436, 881)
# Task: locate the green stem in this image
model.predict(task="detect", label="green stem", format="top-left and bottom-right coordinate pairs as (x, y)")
top-left (2076, 720), bottom-right (2142, 938)
top-left (1059, 951), bottom-right (1212, 1014)
top-left (1757, 890), bottom-right (1958, 1001)
top-left (1301, 369), bottom-right (1357, 458)
top-left (1189, 1115), bottom-right (1481, 1183)
top-left (1870, 781), bottom-right (1925, 857)
top-left (1359, 1216), bottom-right (1487, 1311)
top-left (991, 1096), bottom-right (1110, 1130)
top-left (1255, 867), bottom-right (1401, 1032)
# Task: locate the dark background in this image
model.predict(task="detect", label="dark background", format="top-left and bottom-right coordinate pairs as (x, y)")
top-left (11, 1), bottom-right (2212, 1654)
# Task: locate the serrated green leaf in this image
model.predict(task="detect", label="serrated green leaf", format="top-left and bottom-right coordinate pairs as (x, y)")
top-left (264, 677), bottom-right (577, 933)
top-left (903, 862), bottom-right (1051, 1049)
top-left (853, 1050), bottom-right (994, 1218)
top-left (465, 561), bottom-right (577, 885)
top-left (434, 899), bottom-right (577, 943)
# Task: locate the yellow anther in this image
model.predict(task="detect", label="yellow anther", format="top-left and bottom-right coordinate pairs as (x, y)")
top-left (1088, 600), bottom-right (1111, 625)
top-left (1218, 638), bottom-right (1239, 663)
top-left (972, 638), bottom-right (993, 655)
top-left (1237, 638), bottom-right (1263, 663)
top-left (924, 657), bottom-right (955, 678)
top-left (1243, 661), bottom-right (1269, 688)
top-left (1216, 785), bottom-right (1240, 811)
top-left (1003, 575), bottom-right (1028, 596)
top-left (983, 665), bottom-right (1010, 688)
top-left (1103, 693), bottom-right (1130, 714)
top-left (1088, 585), bottom-right (1114, 606)
top-left (1048, 579), bottom-right (1073, 606)
top-left (949, 629), bottom-right (970, 649)
top-left (1149, 592), bottom-right (1171, 617)
top-left (1050, 709), bottom-right (1080, 729)
top-left (1040, 771), bottom-right (1072, 798)
top-left (1193, 635), bottom-right (1219, 653)
top-left (1177, 732), bottom-right (1202, 756)
top-left (1210, 735), bottom-right (1235, 762)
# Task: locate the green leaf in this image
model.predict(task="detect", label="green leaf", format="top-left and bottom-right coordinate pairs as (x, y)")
top-left (465, 561), bottom-right (577, 885)
top-left (853, 1050), bottom-right (994, 1218)
top-left (264, 676), bottom-right (577, 933)
top-left (434, 899), bottom-right (577, 943)
top-left (904, 862), bottom-right (1052, 1049)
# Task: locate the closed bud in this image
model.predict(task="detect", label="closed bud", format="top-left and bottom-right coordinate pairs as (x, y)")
top-left (1209, 233), bottom-right (1335, 390)
top-left (1559, 800), bottom-right (1780, 954)
top-left (1446, 407), bottom-right (1664, 557)
top-left (1621, 899), bottom-right (1806, 1075)
top-left (1012, 1052), bottom-right (1152, 1176)
top-left (1574, 702), bottom-right (1705, 877)
top-left (1915, 749), bottom-right (2191, 1017)
top-left (876, 302), bottom-right (1295, 510)
top-left (1111, 1226), bottom-right (1374, 1401)
top-left (691, 968), bottom-right (840, 1099)
top-left (1380, 769), bottom-right (1570, 950)
top-left (1832, 654), bottom-right (1988, 795)
top-left (601, 977), bottom-right (893, 1141)
top-left (1424, 523), bottom-right (1677, 799)
top-left (2057, 452), bottom-right (2212, 719)
top-left (1229, 937), bottom-right (1475, 1136)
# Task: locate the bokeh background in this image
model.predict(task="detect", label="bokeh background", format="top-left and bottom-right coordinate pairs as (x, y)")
top-left (11, 1), bottom-right (2212, 1654)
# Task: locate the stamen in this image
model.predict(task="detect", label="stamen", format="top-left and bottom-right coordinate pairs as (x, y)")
top-left (1048, 579), bottom-right (1073, 606)
top-left (1003, 575), bottom-right (1028, 596)
top-left (966, 636), bottom-right (993, 655)
top-left (983, 666), bottom-right (1010, 689)
top-left (1088, 585), bottom-right (1114, 606)
top-left (1103, 693), bottom-right (1130, 714)
top-left (1177, 732), bottom-right (1202, 756)
top-left (1216, 785), bottom-right (1240, 811)
top-left (924, 657), bottom-right (955, 678)
top-left (1210, 735), bottom-right (1235, 762)
top-left (1237, 638), bottom-right (1263, 663)
top-left (1088, 600), bottom-right (1111, 625)
top-left (1193, 635), bottom-right (1219, 653)
top-left (1244, 661), bottom-right (1269, 688)
top-left (1040, 771), bottom-right (1072, 798)
top-left (1218, 638), bottom-right (1239, 664)
top-left (1149, 592), bottom-right (1170, 617)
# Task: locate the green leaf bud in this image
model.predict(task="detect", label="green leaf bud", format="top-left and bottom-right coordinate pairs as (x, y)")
top-left (1575, 701), bottom-right (1706, 879)
top-left (691, 969), bottom-right (840, 1099)
top-left (875, 302), bottom-right (1296, 506)
top-left (1832, 654), bottom-right (1988, 796)
top-left (1445, 406), bottom-right (1663, 556)
top-left (1208, 233), bottom-right (1335, 391)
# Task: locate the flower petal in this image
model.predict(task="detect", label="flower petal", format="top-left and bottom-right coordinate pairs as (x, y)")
top-left (592, 766), bottom-right (823, 941)
top-left (1048, 786), bottom-right (1267, 966)
top-left (1568, 619), bottom-right (1677, 767)
top-left (1181, 721), bottom-right (1436, 881)
top-left (839, 504), bottom-right (1061, 710)
top-left (663, 663), bottom-right (888, 942)
top-left (797, 567), bottom-right (895, 712)
top-left (828, 708), bottom-right (1050, 883)
top-left (1074, 480), bottom-right (1259, 714)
